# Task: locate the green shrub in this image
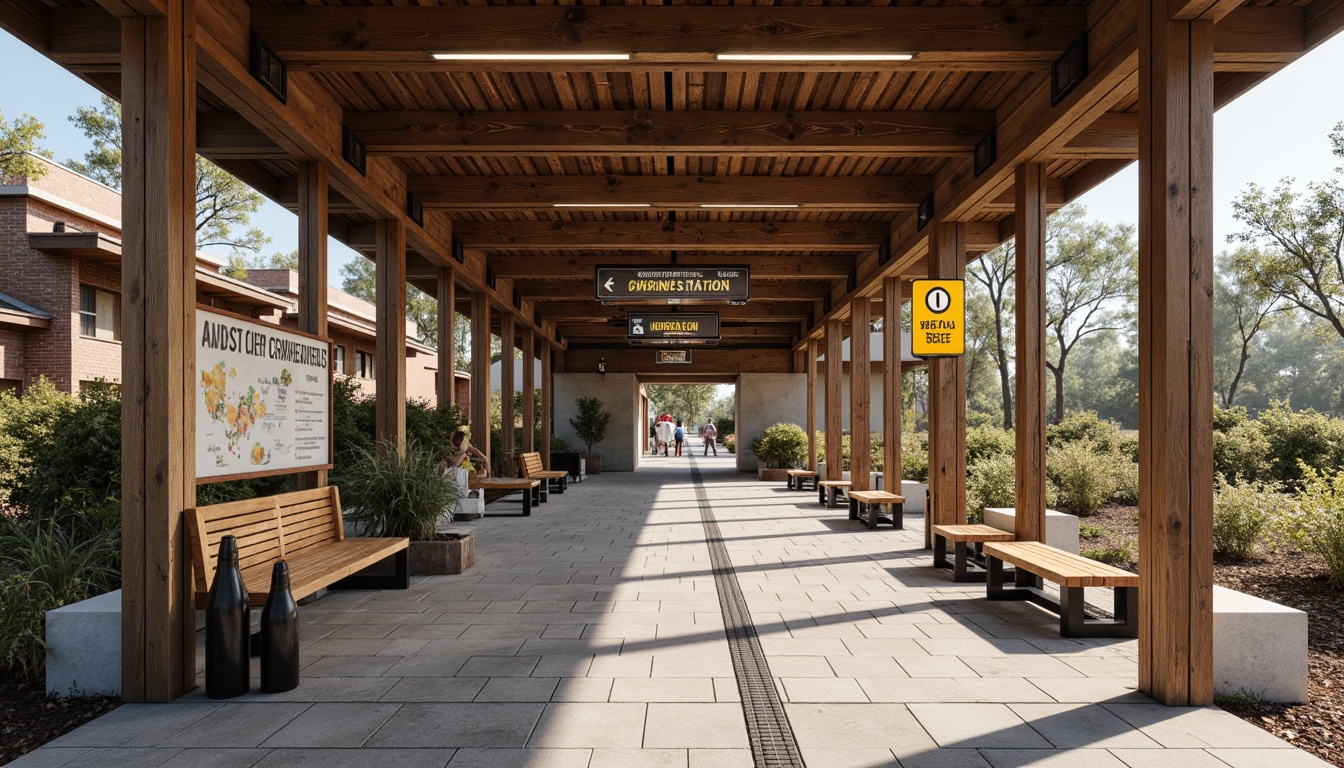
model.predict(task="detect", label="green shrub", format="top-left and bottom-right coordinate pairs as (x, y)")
top-left (550, 435), bottom-right (570, 453)
top-left (1213, 477), bottom-right (1282, 560)
top-left (966, 426), bottom-right (1014, 465)
top-left (1256, 401), bottom-right (1344, 488)
top-left (723, 434), bottom-right (736, 453)
top-left (902, 433), bottom-right (929, 483)
top-left (715, 417), bottom-right (735, 437)
top-left (966, 454), bottom-right (1016, 523)
top-left (1048, 441), bottom-right (1121, 515)
top-left (1114, 459), bottom-right (1140, 505)
top-left (752, 423), bottom-right (809, 468)
top-left (1213, 422), bottom-right (1271, 484)
top-left (1214, 404), bottom-right (1251, 433)
top-left (868, 434), bottom-right (885, 472)
top-left (0, 378), bottom-right (77, 503)
top-left (1079, 523), bottom-right (1111, 539)
top-left (334, 440), bottom-right (461, 541)
top-left (1047, 411), bottom-right (1122, 454)
top-left (1082, 542), bottom-right (1134, 565)
top-left (1118, 435), bottom-right (1140, 464)
top-left (1279, 464), bottom-right (1344, 585)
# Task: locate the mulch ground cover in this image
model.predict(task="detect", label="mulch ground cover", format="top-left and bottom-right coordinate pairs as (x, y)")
top-left (0, 676), bottom-right (118, 765)
top-left (1080, 503), bottom-right (1344, 766)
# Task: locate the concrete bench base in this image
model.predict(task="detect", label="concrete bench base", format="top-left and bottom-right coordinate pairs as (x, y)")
top-left (1214, 585), bottom-right (1308, 703)
top-left (983, 507), bottom-right (1080, 555)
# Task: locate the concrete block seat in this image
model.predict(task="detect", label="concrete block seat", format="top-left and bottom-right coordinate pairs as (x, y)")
top-left (847, 490), bottom-right (905, 530)
top-left (983, 506), bottom-right (1081, 554)
top-left (930, 524), bottom-right (1015, 582)
top-left (786, 469), bottom-right (818, 491)
top-left (46, 589), bottom-right (121, 697)
top-left (817, 480), bottom-right (851, 508)
top-left (1215, 585), bottom-right (1308, 703)
top-left (982, 540), bottom-right (1139, 639)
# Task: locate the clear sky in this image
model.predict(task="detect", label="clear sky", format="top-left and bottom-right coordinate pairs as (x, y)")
top-left (4, 28), bottom-right (1344, 285)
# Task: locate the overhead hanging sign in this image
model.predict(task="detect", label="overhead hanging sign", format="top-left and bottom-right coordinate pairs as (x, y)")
top-left (596, 266), bottom-right (750, 304)
top-left (656, 350), bottom-right (693, 364)
top-left (628, 312), bottom-right (720, 345)
top-left (195, 307), bottom-right (333, 483)
top-left (911, 279), bottom-right (966, 357)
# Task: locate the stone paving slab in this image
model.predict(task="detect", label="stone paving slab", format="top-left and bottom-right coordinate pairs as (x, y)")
top-left (9, 454), bottom-right (1332, 768)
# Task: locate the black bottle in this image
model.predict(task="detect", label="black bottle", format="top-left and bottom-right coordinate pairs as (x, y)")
top-left (260, 561), bottom-right (300, 694)
top-left (205, 535), bottom-right (250, 699)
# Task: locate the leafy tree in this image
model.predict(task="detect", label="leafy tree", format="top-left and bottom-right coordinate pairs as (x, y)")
top-left (966, 242), bottom-right (1015, 428)
top-left (0, 110), bottom-right (51, 181)
top-left (66, 96), bottom-right (269, 256)
top-left (646, 384), bottom-right (715, 425)
top-left (339, 256), bottom-right (439, 347)
top-left (220, 249), bottom-right (301, 281)
top-left (1215, 248), bottom-right (1281, 407)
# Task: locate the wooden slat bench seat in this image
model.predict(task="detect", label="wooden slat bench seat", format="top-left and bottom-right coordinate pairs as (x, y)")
top-left (186, 486), bottom-right (409, 609)
top-left (817, 480), bottom-right (851, 508)
top-left (786, 469), bottom-right (818, 491)
top-left (847, 490), bottom-right (905, 530)
top-left (519, 451), bottom-right (568, 501)
top-left (469, 475), bottom-right (542, 516)
top-left (930, 524), bottom-right (1015, 583)
top-left (981, 540), bottom-right (1139, 638)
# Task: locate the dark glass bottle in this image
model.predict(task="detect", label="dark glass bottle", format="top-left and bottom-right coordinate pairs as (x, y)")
top-left (260, 561), bottom-right (300, 693)
top-left (205, 535), bottom-right (250, 699)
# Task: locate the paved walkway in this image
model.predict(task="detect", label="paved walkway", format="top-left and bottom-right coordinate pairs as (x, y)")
top-left (9, 454), bottom-right (1328, 768)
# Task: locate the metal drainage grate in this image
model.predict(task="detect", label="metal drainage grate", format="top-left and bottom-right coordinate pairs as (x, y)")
top-left (690, 459), bottom-right (806, 768)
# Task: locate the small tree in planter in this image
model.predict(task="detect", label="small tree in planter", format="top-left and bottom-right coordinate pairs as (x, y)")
top-left (569, 396), bottom-right (611, 474)
top-left (752, 422), bottom-right (809, 481)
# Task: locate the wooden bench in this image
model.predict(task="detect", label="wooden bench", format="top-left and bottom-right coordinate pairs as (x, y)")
top-left (930, 524), bottom-right (1015, 583)
top-left (186, 486), bottom-right (409, 609)
top-left (982, 541), bottom-right (1139, 638)
top-left (847, 490), bottom-right (905, 530)
top-left (470, 475), bottom-right (542, 516)
top-left (786, 469), bottom-right (818, 491)
top-left (519, 451), bottom-right (569, 501)
top-left (817, 479), bottom-right (851, 508)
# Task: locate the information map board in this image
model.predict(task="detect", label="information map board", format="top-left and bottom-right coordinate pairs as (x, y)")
top-left (195, 307), bottom-right (333, 482)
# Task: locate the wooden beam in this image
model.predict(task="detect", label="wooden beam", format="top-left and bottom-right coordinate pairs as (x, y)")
top-left (458, 220), bottom-right (887, 254)
top-left (806, 337), bottom-right (818, 473)
top-left (521, 280), bottom-right (828, 302)
top-left (196, 111), bottom-right (288, 160)
top-left (488, 251), bottom-right (860, 280)
top-left (927, 223), bottom-right (967, 542)
top-left (348, 109), bottom-right (992, 157)
top-left (1014, 163), bottom-right (1047, 544)
top-left (850, 298), bottom-right (872, 492)
top-left (566, 347), bottom-right (793, 374)
top-left (824, 319), bottom-right (844, 481)
top-left (882, 277), bottom-right (902, 492)
top-left (471, 291), bottom-right (491, 467)
top-left (297, 160), bottom-right (329, 490)
top-left (251, 6), bottom-right (1086, 71)
top-left (501, 312), bottom-right (516, 471)
top-left (1138, 0), bottom-right (1215, 707)
top-left (540, 342), bottom-right (552, 469)
top-left (544, 301), bottom-right (813, 323)
top-left (437, 267), bottom-right (455, 407)
top-left (412, 175), bottom-right (929, 212)
top-left (1171, 0), bottom-right (1244, 23)
top-left (1056, 113), bottom-right (1140, 159)
top-left (375, 221), bottom-right (407, 453)
top-left (119, 0), bottom-right (196, 703)
top-left (522, 326), bottom-right (536, 455)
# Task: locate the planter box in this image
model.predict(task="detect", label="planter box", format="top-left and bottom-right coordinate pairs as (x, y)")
top-left (585, 454), bottom-right (603, 475)
top-left (409, 533), bottom-right (475, 576)
top-left (758, 467), bottom-right (789, 481)
top-left (550, 452), bottom-right (586, 482)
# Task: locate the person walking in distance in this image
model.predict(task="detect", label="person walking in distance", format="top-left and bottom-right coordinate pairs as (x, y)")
top-left (674, 420), bottom-right (686, 457)
top-left (702, 420), bottom-right (718, 456)
top-left (655, 417), bottom-right (675, 456)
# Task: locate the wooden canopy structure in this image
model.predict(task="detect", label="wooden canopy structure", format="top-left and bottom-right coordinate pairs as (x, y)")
top-left (4, 0), bottom-right (1341, 707)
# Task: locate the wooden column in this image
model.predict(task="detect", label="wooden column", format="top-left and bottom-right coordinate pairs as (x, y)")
top-left (521, 326), bottom-right (536, 455)
top-left (297, 161), bottom-right (328, 490)
top-left (120, 0), bottom-right (197, 702)
top-left (1015, 163), bottom-right (1048, 543)
top-left (805, 337), bottom-right (818, 472)
top-left (436, 267), bottom-right (455, 407)
top-left (500, 312), bottom-right (516, 472)
top-left (883, 277), bottom-right (903, 492)
top-left (471, 292), bottom-right (491, 467)
top-left (850, 298), bottom-right (872, 491)
top-left (541, 342), bottom-right (553, 468)
top-left (928, 223), bottom-right (968, 535)
top-left (1138, 0), bottom-right (1215, 707)
top-left (375, 220), bottom-right (406, 453)
top-left (824, 319), bottom-right (844, 479)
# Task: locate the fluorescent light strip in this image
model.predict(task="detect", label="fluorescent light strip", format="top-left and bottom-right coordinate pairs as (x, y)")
top-left (553, 203), bottom-right (651, 208)
top-left (433, 53), bottom-right (631, 62)
top-left (716, 53), bottom-right (914, 62)
top-left (700, 204), bottom-right (800, 209)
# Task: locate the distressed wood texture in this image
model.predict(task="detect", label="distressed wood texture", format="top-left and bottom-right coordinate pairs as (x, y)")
top-left (471, 291), bottom-right (492, 469)
top-left (850, 298), bottom-right (872, 492)
top-left (927, 223), bottom-right (967, 543)
top-left (806, 337), bottom-right (818, 473)
top-left (824, 319), bottom-right (844, 480)
top-left (297, 161), bottom-right (329, 491)
top-left (437, 267), bottom-right (456, 406)
top-left (882, 277), bottom-right (903, 491)
top-left (486, 249), bottom-right (862, 278)
top-left (119, 0), bottom-right (196, 702)
top-left (375, 220), bottom-right (407, 453)
top-left (1138, 0), bottom-right (1216, 707)
top-left (1014, 163), bottom-right (1048, 544)
top-left (522, 327), bottom-right (536, 455)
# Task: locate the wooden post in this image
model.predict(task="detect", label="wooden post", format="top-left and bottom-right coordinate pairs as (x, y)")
top-left (120, 0), bottom-right (197, 702)
top-left (806, 337), bottom-right (818, 472)
top-left (297, 161), bottom-right (328, 491)
top-left (1015, 163), bottom-right (1048, 543)
top-left (437, 267), bottom-right (455, 407)
top-left (850, 298), bottom-right (872, 491)
top-left (375, 220), bottom-right (406, 453)
top-left (824, 319), bottom-right (844, 479)
top-left (928, 223), bottom-right (967, 535)
top-left (883, 277), bottom-right (903, 492)
top-left (500, 312), bottom-right (516, 473)
top-left (471, 292), bottom-right (491, 468)
top-left (1138, 0), bottom-right (1215, 707)
top-left (521, 326), bottom-right (536, 455)
top-left (541, 342), bottom-right (553, 468)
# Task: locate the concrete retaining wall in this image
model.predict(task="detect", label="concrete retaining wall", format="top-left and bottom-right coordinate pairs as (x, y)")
top-left (735, 373), bottom-right (807, 472)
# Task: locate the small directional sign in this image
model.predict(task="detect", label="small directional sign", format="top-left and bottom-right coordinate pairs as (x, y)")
top-left (911, 279), bottom-right (965, 357)
top-left (656, 350), bottom-right (692, 364)
top-left (596, 266), bottom-right (750, 304)
top-left (628, 313), bottom-right (720, 346)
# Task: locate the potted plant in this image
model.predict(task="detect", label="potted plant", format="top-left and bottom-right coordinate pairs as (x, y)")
top-left (752, 422), bottom-right (808, 481)
top-left (336, 439), bottom-right (474, 575)
top-left (569, 396), bottom-right (611, 475)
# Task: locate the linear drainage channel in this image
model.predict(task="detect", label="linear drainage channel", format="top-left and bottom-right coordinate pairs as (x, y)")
top-left (689, 458), bottom-right (806, 768)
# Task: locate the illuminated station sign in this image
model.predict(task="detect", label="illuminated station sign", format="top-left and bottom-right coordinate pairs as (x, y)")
top-left (627, 313), bottom-right (720, 346)
top-left (596, 266), bottom-right (750, 304)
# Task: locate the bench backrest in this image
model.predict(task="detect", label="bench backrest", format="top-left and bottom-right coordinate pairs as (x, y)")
top-left (187, 486), bottom-right (343, 595)
top-left (519, 452), bottom-right (545, 477)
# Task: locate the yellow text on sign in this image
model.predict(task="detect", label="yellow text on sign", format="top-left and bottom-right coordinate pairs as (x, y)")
top-left (911, 279), bottom-right (965, 356)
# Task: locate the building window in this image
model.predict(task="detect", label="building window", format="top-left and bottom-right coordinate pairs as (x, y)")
top-left (0, 379), bottom-right (22, 397)
top-left (333, 345), bottom-right (346, 374)
top-left (357, 350), bottom-right (375, 379)
top-left (79, 285), bottom-right (121, 341)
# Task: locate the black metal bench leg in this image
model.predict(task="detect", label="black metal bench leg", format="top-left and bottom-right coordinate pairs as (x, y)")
top-left (818, 485), bottom-right (826, 505)
top-left (866, 502), bottom-right (877, 530)
top-left (934, 534), bottom-right (950, 569)
top-left (849, 495), bottom-right (859, 521)
top-left (332, 548), bottom-right (410, 591)
top-left (893, 503), bottom-right (903, 530)
top-left (1115, 586), bottom-right (1138, 638)
top-left (1060, 586), bottom-right (1087, 637)
top-left (986, 555), bottom-right (1007, 599)
top-left (523, 489), bottom-right (533, 516)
